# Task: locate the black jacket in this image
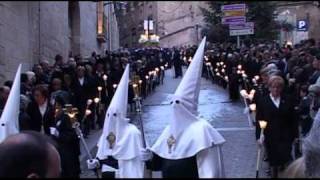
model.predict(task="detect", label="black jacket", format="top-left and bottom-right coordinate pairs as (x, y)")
top-left (26, 100), bottom-right (55, 135)
top-left (256, 95), bottom-right (298, 166)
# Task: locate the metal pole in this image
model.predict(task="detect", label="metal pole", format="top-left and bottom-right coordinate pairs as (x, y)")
top-left (237, 35), bottom-right (240, 49)
top-left (73, 122), bottom-right (100, 178)
top-left (135, 97), bottom-right (146, 148)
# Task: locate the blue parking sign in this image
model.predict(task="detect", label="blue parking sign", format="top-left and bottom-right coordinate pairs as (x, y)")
top-left (297, 20), bottom-right (308, 31)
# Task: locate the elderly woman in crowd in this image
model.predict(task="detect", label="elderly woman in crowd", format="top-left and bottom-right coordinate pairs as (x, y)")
top-left (256, 75), bottom-right (299, 178)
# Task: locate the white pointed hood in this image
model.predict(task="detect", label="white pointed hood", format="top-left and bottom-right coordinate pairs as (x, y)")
top-left (150, 37), bottom-right (225, 160)
top-left (0, 64), bottom-right (21, 143)
top-left (170, 37), bottom-right (206, 137)
top-left (96, 64), bottom-right (143, 160)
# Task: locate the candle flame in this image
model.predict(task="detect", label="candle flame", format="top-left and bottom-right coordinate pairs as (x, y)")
top-left (259, 120), bottom-right (267, 129)
top-left (94, 97), bottom-right (100, 103)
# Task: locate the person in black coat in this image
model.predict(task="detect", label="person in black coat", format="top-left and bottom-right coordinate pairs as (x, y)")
top-left (71, 66), bottom-right (94, 137)
top-left (173, 48), bottom-right (183, 78)
top-left (50, 96), bottom-right (81, 178)
top-left (256, 75), bottom-right (299, 178)
top-left (26, 84), bottom-right (55, 135)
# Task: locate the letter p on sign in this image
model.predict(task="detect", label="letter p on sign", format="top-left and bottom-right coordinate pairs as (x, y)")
top-left (299, 21), bottom-right (305, 29)
top-left (297, 20), bottom-right (307, 31)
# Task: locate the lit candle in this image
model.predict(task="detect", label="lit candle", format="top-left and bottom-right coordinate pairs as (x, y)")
top-left (241, 70), bottom-right (245, 75)
top-left (113, 84), bottom-right (117, 93)
top-left (206, 62), bottom-right (211, 66)
top-left (216, 62), bottom-right (220, 66)
top-left (242, 73), bottom-right (247, 78)
top-left (220, 62), bottom-right (224, 65)
top-left (250, 89), bottom-right (256, 96)
top-left (94, 97), bottom-right (100, 104)
top-left (240, 89), bottom-right (248, 98)
top-left (85, 109), bottom-right (92, 116)
top-left (139, 80), bottom-right (143, 96)
top-left (145, 75), bottom-right (149, 80)
top-left (102, 75), bottom-right (108, 97)
top-left (237, 65), bottom-right (242, 70)
top-left (249, 104), bottom-right (257, 111)
top-left (237, 70), bottom-right (241, 74)
top-left (160, 66), bottom-right (164, 70)
top-left (225, 76), bottom-right (228, 81)
top-left (87, 99), bottom-right (93, 106)
top-left (97, 86), bottom-right (102, 102)
top-left (216, 72), bottom-right (221, 76)
top-left (148, 71), bottom-right (152, 76)
top-left (86, 99), bottom-right (93, 109)
top-left (221, 69), bottom-right (225, 73)
top-left (132, 83), bottom-right (139, 97)
top-left (103, 74), bottom-right (108, 81)
top-left (254, 75), bottom-right (260, 81)
top-left (215, 68), bottom-right (218, 72)
top-left (259, 120), bottom-right (267, 130)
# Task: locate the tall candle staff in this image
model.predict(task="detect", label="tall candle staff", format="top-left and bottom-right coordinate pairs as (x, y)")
top-left (102, 74), bottom-right (108, 97)
top-left (240, 89), bottom-right (253, 127)
top-left (93, 97), bottom-right (100, 130)
top-left (145, 75), bottom-right (149, 96)
top-left (256, 120), bottom-right (267, 178)
top-left (132, 83), bottom-right (147, 148)
top-left (113, 84), bottom-right (117, 93)
top-left (63, 104), bottom-right (99, 178)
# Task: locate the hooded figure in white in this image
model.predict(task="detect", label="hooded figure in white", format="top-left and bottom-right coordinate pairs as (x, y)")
top-left (148, 37), bottom-right (226, 178)
top-left (0, 64), bottom-right (21, 143)
top-left (87, 64), bottom-right (146, 178)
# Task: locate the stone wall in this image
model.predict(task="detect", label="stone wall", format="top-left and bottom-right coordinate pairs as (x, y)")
top-left (0, 1), bottom-right (120, 84)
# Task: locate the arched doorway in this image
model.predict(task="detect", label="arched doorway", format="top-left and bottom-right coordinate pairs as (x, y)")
top-left (68, 1), bottom-right (80, 56)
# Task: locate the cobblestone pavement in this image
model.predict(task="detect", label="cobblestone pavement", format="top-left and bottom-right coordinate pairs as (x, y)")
top-left (80, 67), bottom-right (270, 178)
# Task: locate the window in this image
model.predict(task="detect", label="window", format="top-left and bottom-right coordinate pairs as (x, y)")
top-left (97, 1), bottom-right (104, 35)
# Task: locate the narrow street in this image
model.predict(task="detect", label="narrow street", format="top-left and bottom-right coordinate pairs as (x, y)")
top-left (80, 67), bottom-right (269, 178)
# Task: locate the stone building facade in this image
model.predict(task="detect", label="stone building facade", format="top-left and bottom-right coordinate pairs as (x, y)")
top-left (117, 1), bottom-right (208, 48)
top-left (276, 1), bottom-right (320, 45)
top-left (0, 1), bottom-right (120, 84)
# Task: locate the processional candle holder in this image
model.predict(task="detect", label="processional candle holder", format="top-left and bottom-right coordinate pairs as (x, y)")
top-left (63, 104), bottom-right (79, 125)
top-left (113, 84), bottom-right (117, 93)
top-left (63, 103), bottom-right (99, 177)
top-left (97, 86), bottom-right (102, 100)
top-left (138, 80), bottom-right (143, 97)
top-left (103, 74), bottom-right (108, 97)
top-left (256, 120), bottom-right (267, 178)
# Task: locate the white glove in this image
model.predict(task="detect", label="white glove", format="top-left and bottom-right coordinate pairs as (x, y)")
top-left (50, 127), bottom-right (59, 137)
top-left (87, 159), bottom-right (100, 170)
top-left (243, 107), bottom-right (250, 114)
top-left (140, 149), bottom-right (153, 161)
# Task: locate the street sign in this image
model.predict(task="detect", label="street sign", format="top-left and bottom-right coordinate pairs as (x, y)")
top-left (230, 29), bottom-right (254, 36)
top-left (221, 4), bottom-right (246, 25)
top-left (221, 4), bottom-right (246, 11)
top-left (222, 16), bottom-right (246, 25)
top-left (297, 20), bottom-right (308, 31)
top-left (229, 22), bottom-right (254, 30)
